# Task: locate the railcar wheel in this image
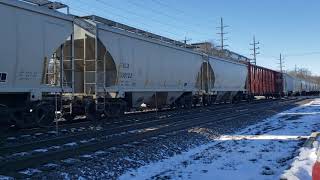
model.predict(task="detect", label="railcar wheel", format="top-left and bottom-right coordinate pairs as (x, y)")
top-left (35, 103), bottom-right (55, 127)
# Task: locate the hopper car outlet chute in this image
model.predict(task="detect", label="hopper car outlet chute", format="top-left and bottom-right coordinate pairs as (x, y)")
top-left (0, 0), bottom-right (319, 128)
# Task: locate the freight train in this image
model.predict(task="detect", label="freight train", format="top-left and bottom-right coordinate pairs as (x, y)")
top-left (0, 0), bottom-right (319, 128)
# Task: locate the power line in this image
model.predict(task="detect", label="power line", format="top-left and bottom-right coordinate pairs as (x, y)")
top-left (94, 0), bottom-right (215, 40)
top-left (64, 0), bottom-right (212, 45)
top-left (70, 0), bottom-right (186, 39)
top-left (250, 36), bottom-right (260, 65)
top-left (284, 51), bottom-right (320, 57)
top-left (122, 0), bottom-right (214, 37)
top-left (148, 0), bottom-right (216, 31)
top-left (66, 1), bottom-right (152, 31)
top-left (94, 0), bottom-right (182, 34)
top-left (150, 0), bottom-right (189, 16)
top-left (63, 0), bottom-right (229, 43)
top-left (151, 0), bottom-right (222, 25)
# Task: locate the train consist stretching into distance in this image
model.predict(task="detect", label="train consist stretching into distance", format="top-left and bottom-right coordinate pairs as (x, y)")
top-left (0, 0), bottom-right (319, 128)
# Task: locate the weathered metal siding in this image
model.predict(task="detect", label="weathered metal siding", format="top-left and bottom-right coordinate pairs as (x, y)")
top-left (97, 25), bottom-right (203, 93)
top-left (209, 57), bottom-right (248, 92)
top-left (283, 73), bottom-right (294, 92)
top-left (0, 0), bottom-right (73, 93)
top-left (248, 64), bottom-right (283, 96)
top-left (293, 78), bottom-right (302, 93)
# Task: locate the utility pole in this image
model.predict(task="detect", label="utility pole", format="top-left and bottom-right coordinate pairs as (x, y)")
top-left (183, 36), bottom-right (191, 48)
top-left (250, 36), bottom-right (260, 65)
top-left (278, 53), bottom-right (285, 97)
top-left (216, 17), bottom-right (228, 50)
top-left (278, 53), bottom-right (284, 73)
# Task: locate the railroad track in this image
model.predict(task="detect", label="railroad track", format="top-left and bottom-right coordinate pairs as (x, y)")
top-left (0, 98), bottom-right (275, 146)
top-left (0, 97), bottom-right (306, 177)
top-left (0, 98), bottom-right (285, 147)
top-left (0, 101), bottom-right (235, 137)
top-left (0, 100), bottom-right (277, 155)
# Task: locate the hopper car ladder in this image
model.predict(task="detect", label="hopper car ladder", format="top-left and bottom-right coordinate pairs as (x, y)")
top-left (94, 31), bottom-right (107, 113)
top-left (78, 20), bottom-right (106, 113)
top-left (42, 32), bottom-right (75, 122)
top-left (51, 41), bottom-right (75, 116)
top-left (61, 35), bottom-right (75, 116)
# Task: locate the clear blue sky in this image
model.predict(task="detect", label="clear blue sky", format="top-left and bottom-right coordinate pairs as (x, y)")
top-left (59, 0), bottom-right (320, 75)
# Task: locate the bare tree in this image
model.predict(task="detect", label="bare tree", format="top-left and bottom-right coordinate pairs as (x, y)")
top-left (287, 68), bottom-right (320, 84)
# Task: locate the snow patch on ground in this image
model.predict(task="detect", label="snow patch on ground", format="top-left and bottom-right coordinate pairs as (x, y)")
top-left (59, 172), bottom-right (71, 180)
top-left (0, 175), bottom-right (14, 180)
top-left (120, 99), bottom-right (320, 180)
top-left (33, 148), bottom-right (48, 153)
top-left (19, 168), bottom-right (42, 176)
top-left (11, 152), bottom-right (30, 157)
top-left (282, 141), bottom-right (319, 179)
top-left (64, 142), bottom-right (78, 147)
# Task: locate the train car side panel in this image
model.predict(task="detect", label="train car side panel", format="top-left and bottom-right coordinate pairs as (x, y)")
top-left (0, 1), bottom-right (73, 94)
top-left (248, 64), bottom-right (283, 97)
top-left (209, 57), bottom-right (248, 92)
top-left (283, 73), bottom-right (294, 95)
top-left (95, 26), bottom-right (206, 107)
top-left (97, 27), bottom-right (203, 93)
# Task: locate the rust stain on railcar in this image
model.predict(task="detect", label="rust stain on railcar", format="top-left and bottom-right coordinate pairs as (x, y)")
top-left (247, 63), bottom-right (283, 97)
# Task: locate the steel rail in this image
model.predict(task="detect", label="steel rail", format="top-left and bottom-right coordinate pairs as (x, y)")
top-left (0, 98), bottom-right (306, 177)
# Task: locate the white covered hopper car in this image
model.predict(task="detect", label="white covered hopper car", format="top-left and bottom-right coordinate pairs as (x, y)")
top-left (0, 0), bottom-right (75, 127)
top-left (70, 15), bottom-right (249, 118)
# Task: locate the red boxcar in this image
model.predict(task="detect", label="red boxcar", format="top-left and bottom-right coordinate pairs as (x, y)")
top-left (247, 63), bottom-right (283, 97)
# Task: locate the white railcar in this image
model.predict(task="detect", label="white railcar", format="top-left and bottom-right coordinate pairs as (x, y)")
top-left (97, 23), bottom-right (204, 107)
top-left (283, 73), bottom-right (294, 95)
top-left (283, 74), bottom-right (319, 95)
top-left (72, 22), bottom-right (206, 108)
top-left (301, 80), bottom-right (308, 92)
top-left (0, 0), bottom-right (74, 127)
top-left (0, 0), bottom-right (73, 97)
top-left (293, 78), bottom-right (302, 94)
top-left (70, 16), bottom-right (250, 110)
top-left (208, 57), bottom-right (248, 101)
